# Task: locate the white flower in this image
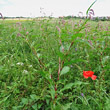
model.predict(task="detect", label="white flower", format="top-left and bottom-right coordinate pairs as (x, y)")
top-left (23, 70), bottom-right (28, 74)
top-left (29, 65), bottom-right (32, 68)
top-left (16, 62), bottom-right (24, 66)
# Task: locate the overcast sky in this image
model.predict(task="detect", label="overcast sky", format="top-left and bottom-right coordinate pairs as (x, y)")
top-left (0, 0), bottom-right (110, 17)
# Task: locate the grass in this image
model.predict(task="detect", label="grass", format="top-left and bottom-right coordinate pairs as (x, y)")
top-left (0, 18), bottom-right (110, 110)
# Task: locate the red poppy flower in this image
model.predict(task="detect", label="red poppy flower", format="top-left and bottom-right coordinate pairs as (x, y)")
top-left (83, 71), bottom-right (97, 80)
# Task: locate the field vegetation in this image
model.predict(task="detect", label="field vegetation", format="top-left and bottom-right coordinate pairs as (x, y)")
top-left (0, 5), bottom-right (110, 110)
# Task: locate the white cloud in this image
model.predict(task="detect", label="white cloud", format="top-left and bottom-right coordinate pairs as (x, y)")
top-left (0, 0), bottom-right (8, 5)
top-left (0, 0), bottom-right (110, 17)
top-left (93, 0), bottom-right (110, 16)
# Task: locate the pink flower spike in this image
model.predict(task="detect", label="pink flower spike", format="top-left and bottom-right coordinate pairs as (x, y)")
top-left (0, 13), bottom-right (4, 19)
top-left (91, 75), bottom-right (97, 80)
top-left (26, 32), bottom-right (29, 35)
top-left (89, 9), bottom-right (95, 16)
top-left (56, 26), bottom-right (61, 32)
top-left (17, 33), bottom-right (21, 37)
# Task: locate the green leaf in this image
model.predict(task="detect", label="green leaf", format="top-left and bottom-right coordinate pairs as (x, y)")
top-left (12, 106), bottom-right (22, 110)
top-left (71, 33), bottom-right (83, 40)
top-left (30, 94), bottom-right (40, 101)
top-left (60, 66), bottom-right (70, 76)
top-left (70, 103), bottom-right (79, 110)
top-left (21, 98), bottom-right (28, 105)
top-left (0, 95), bottom-right (11, 104)
top-left (105, 99), bottom-right (110, 110)
top-left (38, 70), bottom-right (46, 78)
top-left (64, 59), bottom-right (87, 66)
top-left (32, 104), bottom-right (37, 110)
top-left (60, 83), bottom-right (74, 92)
top-left (73, 81), bottom-right (89, 86)
top-left (49, 85), bottom-right (55, 99)
top-left (57, 52), bottom-right (65, 59)
top-left (75, 39), bottom-right (95, 49)
top-left (63, 103), bottom-right (72, 110)
top-left (102, 56), bottom-right (109, 64)
top-left (54, 104), bottom-right (63, 110)
top-left (86, 0), bottom-right (97, 15)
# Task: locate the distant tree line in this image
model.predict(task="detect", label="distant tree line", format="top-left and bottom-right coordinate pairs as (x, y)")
top-left (62, 15), bottom-right (110, 21)
top-left (0, 16), bottom-right (30, 19)
top-left (0, 16), bottom-right (110, 21)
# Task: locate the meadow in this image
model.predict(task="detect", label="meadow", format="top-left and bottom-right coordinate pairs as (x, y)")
top-left (0, 16), bottom-right (110, 110)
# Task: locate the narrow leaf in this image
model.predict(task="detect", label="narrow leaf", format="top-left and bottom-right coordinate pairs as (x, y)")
top-left (86, 0), bottom-right (97, 15)
top-left (61, 83), bottom-right (74, 92)
top-left (60, 66), bottom-right (70, 76)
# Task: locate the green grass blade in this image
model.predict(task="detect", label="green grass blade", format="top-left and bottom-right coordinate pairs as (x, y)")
top-left (86, 0), bottom-right (97, 15)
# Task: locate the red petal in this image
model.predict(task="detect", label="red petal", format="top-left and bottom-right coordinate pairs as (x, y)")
top-left (83, 71), bottom-right (94, 77)
top-left (91, 75), bottom-right (97, 80)
top-left (83, 75), bottom-right (89, 79)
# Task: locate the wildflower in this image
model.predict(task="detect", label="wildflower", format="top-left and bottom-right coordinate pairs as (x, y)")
top-left (70, 65), bottom-right (73, 68)
top-left (17, 33), bottom-right (21, 37)
top-left (0, 13), bottom-right (4, 19)
top-left (19, 27), bottom-right (21, 31)
top-left (24, 27), bottom-right (26, 30)
top-left (89, 9), bottom-right (95, 16)
top-left (16, 22), bottom-right (21, 26)
top-left (28, 65), bottom-right (32, 68)
top-left (81, 93), bottom-right (84, 97)
top-left (60, 45), bottom-right (64, 53)
top-left (56, 26), bottom-right (61, 32)
top-left (88, 9), bottom-right (95, 19)
top-left (88, 40), bottom-right (93, 46)
top-left (75, 48), bottom-right (77, 51)
top-left (16, 62), bottom-right (24, 66)
top-left (23, 70), bottom-right (28, 74)
top-left (26, 31), bottom-right (29, 35)
top-left (83, 71), bottom-right (97, 80)
top-left (61, 46), bottom-right (64, 52)
top-left (62, 19), bottom-right (65, 25)
top-left (78, 11), bottom-right (83, 18)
